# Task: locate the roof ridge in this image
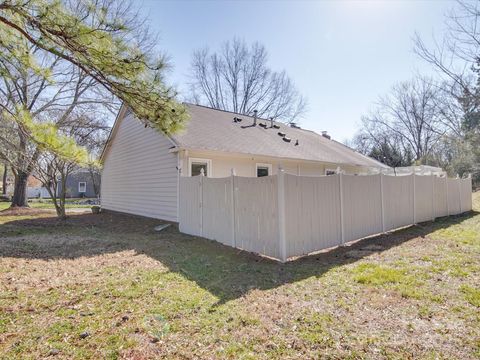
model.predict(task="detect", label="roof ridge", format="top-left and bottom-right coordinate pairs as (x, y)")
top-left (183, 102), bottom-right (279, 124)
top-left (184, 102), bottom-right (328, 137)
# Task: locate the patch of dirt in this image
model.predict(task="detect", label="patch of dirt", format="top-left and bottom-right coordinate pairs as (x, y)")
top-left (0, 206), bottom-right (51, 216)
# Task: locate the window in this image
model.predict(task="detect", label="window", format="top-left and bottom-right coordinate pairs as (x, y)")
top-left (188, 158), bottom-right (212, 177)
top-left (325, 169), bottom-right (336, 176)
top-left (78, 182), bottom-right (87, 193)
top-left (256, 163), bottom-right (272, 177)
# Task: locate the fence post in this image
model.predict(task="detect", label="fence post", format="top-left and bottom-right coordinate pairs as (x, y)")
top-left (458, 177), bottom-right (462, 214)
top-left (380, 173), bottom-right (385, 233)
top-left (431, 175), bottom-right (435, 221)
top-left (339, 172), bottom-right (345, 245)
top-left (199, 173), bottom-right (204, 237)
top-left (230, 168), bottom-right (236, 248)
top-left (445, 175), bottom-right (449, 216)
top-left (277, 166), bottom-right (287, 262)
top-left (412, 173), bottom-right (416, 224)
top-left (468, 174), bottom-right (473, 211)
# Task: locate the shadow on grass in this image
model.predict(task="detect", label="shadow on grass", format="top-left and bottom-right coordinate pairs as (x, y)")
top-left (1, 210), bottom-right (478, 305)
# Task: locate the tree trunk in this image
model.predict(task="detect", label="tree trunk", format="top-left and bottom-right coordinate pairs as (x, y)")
top-left (11, 171), bottom-right (29, 207)
top-left (2, 164), bottom-right (7, 197)
top-left (56, 172), bottom-right (68, 220)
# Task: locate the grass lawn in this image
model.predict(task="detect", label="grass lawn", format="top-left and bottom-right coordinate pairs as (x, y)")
top-left (0, 199), bottom-right (93, 212)
top-left (0, 194), bottom-right (479, 359)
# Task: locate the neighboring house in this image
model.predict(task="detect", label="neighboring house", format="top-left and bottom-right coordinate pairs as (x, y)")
top-left (27, 170), bottom-right (100, 199)
top-left (59, 169), bottom-right (100, 198)
top-left (1, 174), bottom-right (14, 198)
top-left (27, 175), bottom-right (51, 198)
top-left (100, 103), bottom-right (389, 221)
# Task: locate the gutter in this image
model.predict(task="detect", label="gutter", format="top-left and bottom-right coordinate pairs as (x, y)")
top-left (169, 146), bottom-right (385, 171)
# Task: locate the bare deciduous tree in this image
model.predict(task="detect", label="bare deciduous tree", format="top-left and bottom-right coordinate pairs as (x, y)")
top-left (0, 47), bottom-right (116, 208)
top-left (414, 0), bottom-right (480, 95)
top-left (189, 38), bottom-right (307, 122)
top-left (414, 0), bottom-right (480, 183)
top-left (360, 77), bottom-right (446, 163)
top-left (33, 110), bottom-right (109, 218)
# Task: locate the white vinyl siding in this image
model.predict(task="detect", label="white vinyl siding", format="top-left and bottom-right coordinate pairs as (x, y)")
top-left (101, 113), bottom-right (178, 221)
top-left (181, 150), bottom-right (369, 178)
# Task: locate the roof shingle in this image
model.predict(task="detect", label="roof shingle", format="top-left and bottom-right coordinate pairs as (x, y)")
top-left (170, 104), bottom-right (388, 169)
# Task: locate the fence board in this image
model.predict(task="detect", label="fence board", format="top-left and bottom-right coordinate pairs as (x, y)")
top-left (179, 176), bottom-right (202, 236)
top-left (343, 174), bottom-right (383, 242)
top-left (383, 175), bottom-right (413, 231)
top-left (415, 175), bottom-right (434, 223)
top-left (234, 176), bottom-right (279, 259)
top-left (460, 178), bottom-right (473, 213)
top-left (284, 174), bottom-right (341, 258)
top-left (202, 177), bottom-right (233, 246)
top-left (447, 178), bottom-right (461, 215)
top-left (434, 176), bottom-right (448, 217)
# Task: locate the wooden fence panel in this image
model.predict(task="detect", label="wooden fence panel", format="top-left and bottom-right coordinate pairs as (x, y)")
top-left (179, 173), bottom-right (472, 262)
top-left (179, 176), bottom-right (202, 236)
top-left (434, 176), bottom-right (448, 218)
top-left (284, 174), bottom-right (342, 258)
top-left (202, 177), bottom-right (234, 247)
top-left (415, 175), bottom-right (434, 223)
top-left (460, 178), bottom-right (473, 213)
top-left (448, 178), bottom-right (461, 215)
top-left (234, 176), bottom-right (280, 259)
top-left (343, 174), bottom-right (383, 243)
top-left (383, 175), bottom-right (413, 231)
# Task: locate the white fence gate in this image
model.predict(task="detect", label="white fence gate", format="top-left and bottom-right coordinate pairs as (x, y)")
top-left (179, 171), bottom-right (473, 262)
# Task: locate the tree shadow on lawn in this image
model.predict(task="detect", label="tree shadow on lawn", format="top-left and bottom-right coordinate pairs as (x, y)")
top-left (1, 210), bottom-right (478, 305)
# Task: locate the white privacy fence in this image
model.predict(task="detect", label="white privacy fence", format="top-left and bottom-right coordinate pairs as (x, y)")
top-left (179, 172), bottom-right (472, 262)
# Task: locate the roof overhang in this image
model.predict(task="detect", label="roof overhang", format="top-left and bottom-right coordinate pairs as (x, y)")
top-left (171, 146), bottom-right (388, 170)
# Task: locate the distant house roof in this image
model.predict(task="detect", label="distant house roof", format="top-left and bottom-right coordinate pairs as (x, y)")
top-left (169, 104), bottom-right (388, 169)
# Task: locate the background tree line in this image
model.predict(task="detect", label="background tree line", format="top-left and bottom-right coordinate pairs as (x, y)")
top-left (350, 0), bottom-right (480, 187)
top-left (0, 0), bottom-right (188, 217)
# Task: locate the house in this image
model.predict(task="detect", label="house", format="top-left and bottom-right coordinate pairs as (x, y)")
top-left (59, 169), bottom-right (100, 198)
top-left (100, 103), bottom-right (389, 221)
top-left (26, 170), bottom-right (100, 199)
top-left (1, 173), bottom-right (14, 198)
top-left (26, 175), bottom-right (51, 198)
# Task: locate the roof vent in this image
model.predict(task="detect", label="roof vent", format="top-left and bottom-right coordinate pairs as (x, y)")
top-left (273, 124), bottom-right (280, 129)
top-left (233, 117), bottom-right (242, 123)
top-left (259, 123), bottom-right (267, 128)
top-left (295, 139), bottom-right (299, 146)
top-left (321, 131), bottom-right (331, 140)
top-left (283, 137), bottom-right (291, 142)
top-left (290, 122), bottom-right (300, 129)
top-left (270, 117), bottom-right (274, 128)
top-left (278, 131), bottom-right (286, 137)
top-left (252, 110), bottom-right (258, 126)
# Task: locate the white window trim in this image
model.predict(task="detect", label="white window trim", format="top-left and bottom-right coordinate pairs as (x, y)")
top-left (256, 163), bottom-right (273, 177)
top-left (78, 182), bottom-right (87, 192)
top-left (325, 168), bottom-right (337, 175)
top-left (188, 157), bottom-right (212, 177)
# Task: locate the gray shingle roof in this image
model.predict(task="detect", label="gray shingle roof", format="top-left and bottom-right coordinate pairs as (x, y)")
top-left (170, 104), bottom-right (388, 169)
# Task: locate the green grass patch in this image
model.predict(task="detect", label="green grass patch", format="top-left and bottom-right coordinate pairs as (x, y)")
top-left (460, 285), bottom-right (480, 307)
top-left (353, 263), bottom-right (411, 285)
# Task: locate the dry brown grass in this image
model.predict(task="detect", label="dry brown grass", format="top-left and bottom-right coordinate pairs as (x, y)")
top-left (0, 194), bottom-right (479, 359)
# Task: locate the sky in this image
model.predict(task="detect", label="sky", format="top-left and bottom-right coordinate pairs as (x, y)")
top-left (139, 0), bottom-right (454, 142)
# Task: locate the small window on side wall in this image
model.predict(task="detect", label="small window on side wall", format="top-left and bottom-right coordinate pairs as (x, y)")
top-left (78, 182), bottom-right (87, 193)
top-left (325, 169), bottom-right (336, 176)
top-left (256, 163), bottom-right (272, 177)
top-left (189, 158), bottom-right (211, 177)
